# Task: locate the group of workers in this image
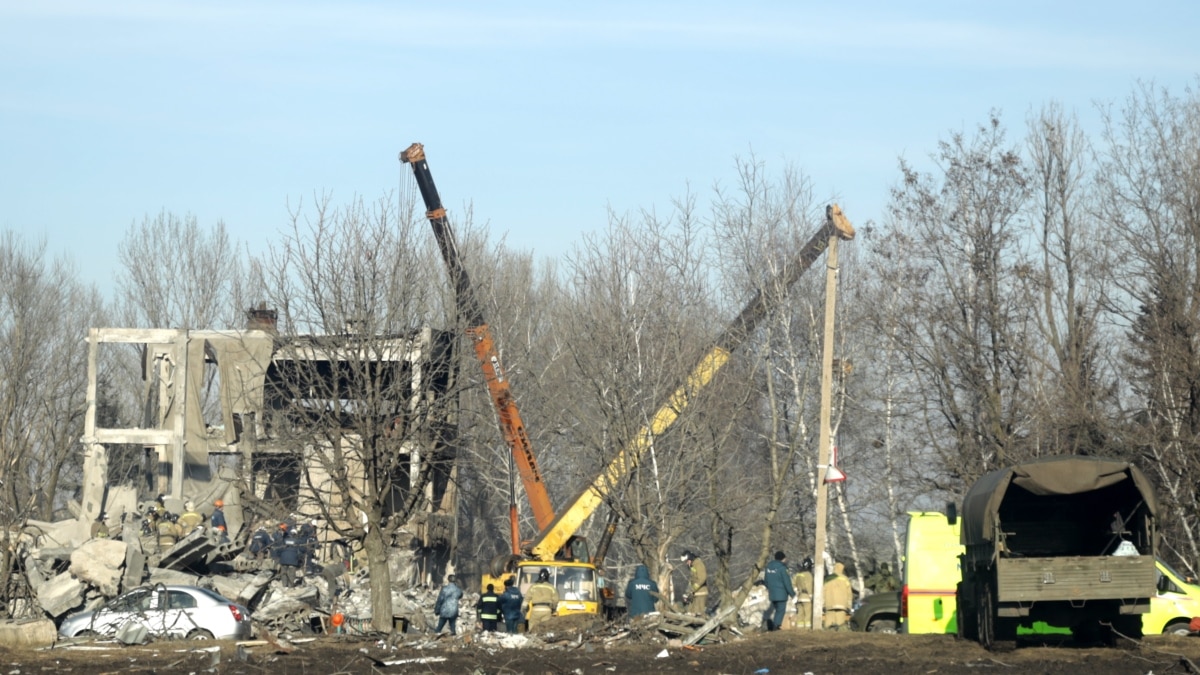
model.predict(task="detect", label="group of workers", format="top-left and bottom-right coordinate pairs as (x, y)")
top-left (431, 548), bottom-right (869, 636)
top-left (247, 519), bottom-right (323, 587)
top-left (137, 495), bottom-right (330, 590)
top-left (140, 496), bottom-right (229, 551)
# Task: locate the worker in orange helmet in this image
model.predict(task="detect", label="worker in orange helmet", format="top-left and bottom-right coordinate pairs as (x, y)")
top-left (210, 499), bottom-right (228, 542)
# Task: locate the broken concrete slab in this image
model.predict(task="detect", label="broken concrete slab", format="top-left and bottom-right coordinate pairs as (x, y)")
top-left (37, 570), bottom-right (85, 618)
top-left (146, 567), bottom-right (202, 586)
top-left (70, 539), bottom-right (128, 597)
top-left (122, 529), bottom-right (146, 593)
top-left (208, 570), bottom-right (273, 607)
top-left (0, 618), bottom-right (57, 649)
top-left (157, 527), bottom-right (217, 571)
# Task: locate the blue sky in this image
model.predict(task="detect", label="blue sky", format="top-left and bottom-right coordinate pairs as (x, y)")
top-left (2, 1), bottom-right (1198, 293)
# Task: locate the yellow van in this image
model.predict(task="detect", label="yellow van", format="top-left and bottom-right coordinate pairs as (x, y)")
top-left (1145, 559), bottom-right (1200, 636)
top-left (899, 511), bottom-right (962, 634)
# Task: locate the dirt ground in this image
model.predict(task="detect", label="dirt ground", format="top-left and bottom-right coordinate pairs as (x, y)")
top-left (8, 628), bottom-right (1200, 675)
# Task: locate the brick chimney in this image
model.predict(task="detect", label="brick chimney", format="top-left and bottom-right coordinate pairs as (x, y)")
top-left (247, 303), bottom-right (278, 333)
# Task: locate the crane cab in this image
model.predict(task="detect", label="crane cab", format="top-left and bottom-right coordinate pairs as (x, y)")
top-left (517, 561), bottom-right (603, 617)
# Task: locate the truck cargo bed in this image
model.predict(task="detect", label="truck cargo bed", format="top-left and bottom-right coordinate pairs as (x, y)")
top-left (997, 555), bottom-right (1155, 603)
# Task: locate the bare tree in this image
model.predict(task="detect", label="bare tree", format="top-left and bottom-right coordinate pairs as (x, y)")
top-left (116, 210), bottom-right (250, 329)
top-left (1096, 81), bottom-right (1200, 568)
top-left (885, 114), bottom-right (1039, 487)
top-left (1023, 104), bottom-right (1119, 456)
top-left (255, 193), bottom-right (452, 631)
top-left (0, 233), bottom-right (105, 616)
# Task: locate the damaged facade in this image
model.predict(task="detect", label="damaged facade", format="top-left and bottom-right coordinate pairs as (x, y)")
top-left (13, 308), bottom-right (461, 635)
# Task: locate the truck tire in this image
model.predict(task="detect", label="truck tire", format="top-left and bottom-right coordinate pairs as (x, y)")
top-left (976, 579), bottom-right (1015, 650)
top-left (957, 581), bottom-right (978, 642)
top-left (976, 580), bottom-right (995, 649)
top-left (867, 618), bottom-right (898, 634)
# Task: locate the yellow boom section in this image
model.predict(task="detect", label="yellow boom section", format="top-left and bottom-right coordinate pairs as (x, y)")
top-left (529, 346), bottom-right (730, 561)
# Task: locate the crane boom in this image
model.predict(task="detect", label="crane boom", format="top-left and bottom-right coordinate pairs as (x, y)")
top-left (400, 143), bottom-right (556, 540)
top-left (529, 204), bottom-right (855, 561)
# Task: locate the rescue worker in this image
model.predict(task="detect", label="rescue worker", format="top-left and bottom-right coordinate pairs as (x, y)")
top-left (499, 576), bottom-right (524, 633)
top-left (681, 551), bottom-right (708, 615)
top-left (625, 563), bottom-right (659, 618)
top-left (249, 525), bottom-right (272, 560)
top-left (177, 500), bottom-right (204, 534)
top-left (157, 512), bottom-right (181, 550)
top-left (433, 574), bottom-right (463, 635)
top-left (764, 551), bottom-right (795, 631)
top-left (823, 561), bottom-right (853, 630)
top-left (526, 568), bottom-right (559, 631)
top-left (210, 499), bottom-right (228, 542)
top-left (274, 523), bottom-right (302, 587)
top-left (90, 513), bottom-right (109, 539)
top-left (271, 521), bottom-right (288, 554)
top-left (792, 557), bottom-right (815, 629)
top-left (867, 562), bottom-right (899, 593)
top-left (476, 583), bottom-right (501, 633)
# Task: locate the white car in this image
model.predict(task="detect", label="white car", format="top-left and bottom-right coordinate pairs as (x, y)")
top-left (58, 584), bottom-right (253, 640)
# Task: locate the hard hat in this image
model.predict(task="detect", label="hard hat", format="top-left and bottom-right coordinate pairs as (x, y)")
top-left (681, 551), bottom-right (696, 562)
top-left (801, 557), bottom-right (813, 571)
top-left (538, 568), bottom-right (551, 582)
top-left (214, 499), bottom-right (224, 508)
top-left (184, 501), bottom-right (194, 511)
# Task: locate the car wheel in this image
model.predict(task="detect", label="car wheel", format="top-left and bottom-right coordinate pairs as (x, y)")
top-left (867, 619), bottom-right (898, 634)
top-left (1164, 621), bottom-right (1192, 637)
top-left (187, 629), bottom-right (215, 640)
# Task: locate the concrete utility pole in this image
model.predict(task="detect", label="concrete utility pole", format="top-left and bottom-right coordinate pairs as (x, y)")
top-left (811, 214), bottom-right (847, 631)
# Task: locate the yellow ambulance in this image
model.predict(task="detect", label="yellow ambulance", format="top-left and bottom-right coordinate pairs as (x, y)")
top-left (899, 510), bottom-right (962, 634)
top-left (1145, 559), bottom-right (1200, 635)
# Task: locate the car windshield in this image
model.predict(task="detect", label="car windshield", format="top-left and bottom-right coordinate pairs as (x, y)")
top-left (187, 587), bottom-right (230, 605)
top-left (1158, 559), bottom-right (1199, 587)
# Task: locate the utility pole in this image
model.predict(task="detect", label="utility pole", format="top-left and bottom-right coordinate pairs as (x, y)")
top-left (811, 205), bottom-right (850, 630)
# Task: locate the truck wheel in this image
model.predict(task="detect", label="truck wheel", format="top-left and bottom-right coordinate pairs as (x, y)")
top-left (1164, 620), bottom-right (1193, 637)
top-left (976, 583), bottom-right (994, 649)
top-left (867, 619), bottom-right (897, 634)
top-left (957, 581), bottom-right (978, 641)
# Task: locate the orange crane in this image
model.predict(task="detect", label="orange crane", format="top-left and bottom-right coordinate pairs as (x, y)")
top-left (401, 143), bottom-right (554, 554)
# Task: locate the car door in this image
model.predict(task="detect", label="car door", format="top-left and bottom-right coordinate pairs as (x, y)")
top-left (161, 589), bottom-right (199, 638)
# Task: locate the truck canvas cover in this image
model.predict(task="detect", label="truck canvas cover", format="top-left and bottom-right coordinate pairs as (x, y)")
top-left (960, 455), bottom-right (1159, 548)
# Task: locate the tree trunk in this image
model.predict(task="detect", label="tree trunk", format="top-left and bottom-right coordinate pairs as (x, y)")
top-left (363, 520), bottom-right (394, 633)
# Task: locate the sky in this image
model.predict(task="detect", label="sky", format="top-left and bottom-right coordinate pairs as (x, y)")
top-left (2, 1), bottom-right (1199, 295)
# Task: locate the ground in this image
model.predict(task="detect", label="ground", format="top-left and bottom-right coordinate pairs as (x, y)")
top-left (8, 629), bottom-right (1200, 675)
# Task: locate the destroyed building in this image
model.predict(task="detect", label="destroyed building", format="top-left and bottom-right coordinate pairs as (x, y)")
top-left (24, 308), bottom-right (461, 593)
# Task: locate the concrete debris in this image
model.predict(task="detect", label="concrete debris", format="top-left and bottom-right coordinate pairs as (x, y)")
top-left (69, 539), bottom-right (127, 597)
top-left (0, 618), bottom-right (57, 649)
top-left (737, 585), bottom-right (771, 628)
top-left (36, 571), bottom-right (85, 618)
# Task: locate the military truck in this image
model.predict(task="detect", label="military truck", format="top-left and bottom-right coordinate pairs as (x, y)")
top-left (957, 456), bottom-right (1158, 647)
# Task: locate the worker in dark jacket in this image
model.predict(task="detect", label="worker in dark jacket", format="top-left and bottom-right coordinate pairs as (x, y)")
top-left (499, 577), bottom-right (524, 633)
top-left (764, 551), bottom-right (796, 631)
top-left (624, 564), bottom-right (659, 617)
top-left (273, 523), bottom-right (302, 587)
top-left (210, 500), bottom-right (228, 542)
top-left (477, 583), bottom-right (502, 633)
top-left (249, 526), bottom-right (272, 560)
